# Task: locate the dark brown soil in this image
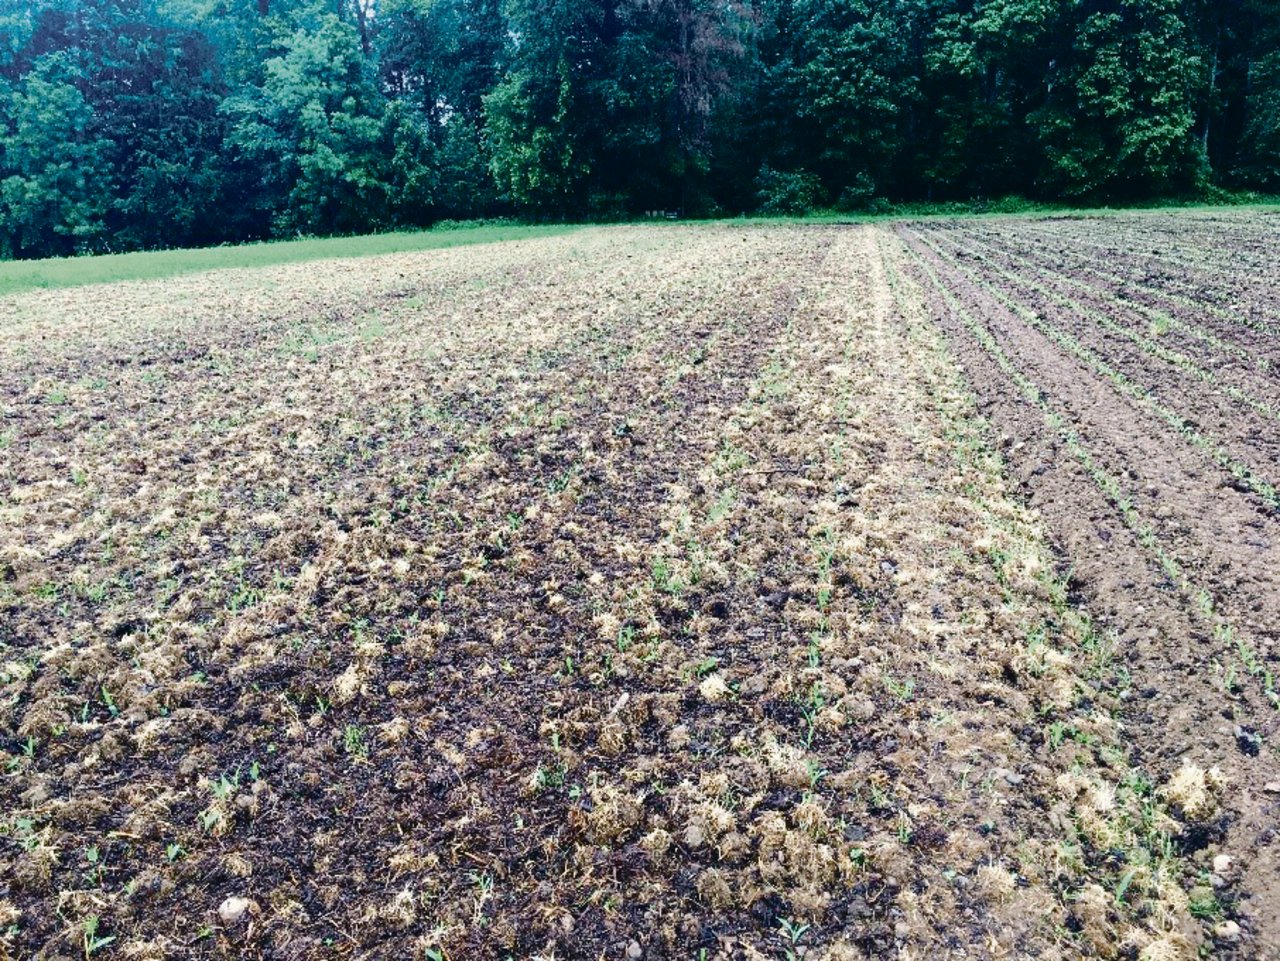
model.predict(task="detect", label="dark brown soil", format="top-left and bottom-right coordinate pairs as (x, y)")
top-left (899, 218), bottom-right (1280, 959)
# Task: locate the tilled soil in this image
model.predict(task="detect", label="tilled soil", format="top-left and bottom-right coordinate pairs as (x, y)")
top-left (0, 219), bottom-right (1275, 961)
top-left (899, 215), bottom-right (1280, 959)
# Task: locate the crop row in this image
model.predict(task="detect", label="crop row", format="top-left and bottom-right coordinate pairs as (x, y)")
top-left (939, 218), bottom-right (1272, 318)
top-left (1022, 215), bottom-right (1280, 280)
top-left (961, 225), bottom-right (1280, 352)
top-left (903, 234), bottom-right (1277, 711)
top-left (907, 229), bottom-right (1280, 516)
top-left (928, 230), bottom-right (1280, 427)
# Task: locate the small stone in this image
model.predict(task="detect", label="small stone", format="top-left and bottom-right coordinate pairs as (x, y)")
top-left (626, 940), bottom-right (643, 959)
top-left (683, 823), bottom-right (707, 848)
top-left (1264, 781), bottom-right (1280, 794)
top-left (1210, 873), bottom-right (1228, 889)
top-left (1213, 854), bottom-right (1232, 874)
top-left (843, 824), bottom-right (867, 842)
top-left (218, 896), bottom-right (257, 925)
top-left (1214, 920), bottom-right (1241, 942)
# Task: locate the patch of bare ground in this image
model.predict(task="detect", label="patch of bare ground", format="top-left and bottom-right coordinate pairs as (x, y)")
top-left (0, 223), bottom-right (1239, 959)
top-left (899, 213), bottom-right (1280, 960)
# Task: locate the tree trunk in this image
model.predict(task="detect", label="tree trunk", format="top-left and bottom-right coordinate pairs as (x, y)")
top-left (1203, 27), bottom-right (1220, 157)
top-left (351, 0), bottom-right (372, 56)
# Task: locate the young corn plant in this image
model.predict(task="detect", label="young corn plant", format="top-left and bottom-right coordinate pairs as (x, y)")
top-left (82, 916), bottom-right (114, 958)
top-left (777, 918), bottom-right (811, 961)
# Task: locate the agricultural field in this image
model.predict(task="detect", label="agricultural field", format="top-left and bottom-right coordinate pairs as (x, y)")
top-left (0, 213), bottom-right (1276, 960)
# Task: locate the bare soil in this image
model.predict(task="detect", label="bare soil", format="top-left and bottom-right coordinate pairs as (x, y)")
top-left (899, 215), bottom-right (1280, 959)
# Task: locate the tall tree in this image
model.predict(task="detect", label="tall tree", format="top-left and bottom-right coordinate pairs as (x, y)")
top-left (379, 0), bottom-right (505, 122)
top-left (0, 50), bottom-right (112, 257)
top-left (1028, 0), bottom-right (1205, 199)
top-left (483, 0), bottom-right (627, 214)
top-left (378, 0), bottom-right (507, 215)
top-left (485, 0), bottom-right (747, 215)
top-left (222, 14), bottom-right (436, 234)
top-left (781, 0), bottom-right (924, 204)
top-left (915, 0), bottom-right (1046, 200)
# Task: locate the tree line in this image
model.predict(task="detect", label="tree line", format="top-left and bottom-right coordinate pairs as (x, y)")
top-left (2, 0), bottom-right (1278, 258)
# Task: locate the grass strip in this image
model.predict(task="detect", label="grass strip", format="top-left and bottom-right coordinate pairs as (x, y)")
top-left (0, 223), bottom-right (582, 297)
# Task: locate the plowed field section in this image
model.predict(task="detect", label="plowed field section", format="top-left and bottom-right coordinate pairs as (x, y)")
top-left (1, 219), bottom-right (1275, 961)
top-left (900, 212), bottom-right (1280, 959)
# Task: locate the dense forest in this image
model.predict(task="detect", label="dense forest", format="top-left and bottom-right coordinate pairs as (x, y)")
top-left (2, 0), bottom-right (1279, 258)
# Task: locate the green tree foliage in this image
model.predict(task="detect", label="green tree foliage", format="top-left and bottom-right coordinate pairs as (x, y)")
top-left (378, 0), bottom-right (505, 123)
top-left (920, 0), bottom-right (1062, 199)
top-left (0, 51), bottom-right (111, 258)
top-left (484, 0), bottom-right (658, 214)
top-left (484, 0), bottom-right (749, 215)
top-left (755, 165), bottom-right (823, 214)
top-left (773, 0), bottom-right (923, 205)
top-left (1240, 51), bottom-right (1280, 188)
top-left (1, 0), bottom-right (228, 253)
top-left (435, 117), bottom-right (499, 216)
top-left (1029, 0), bottom-right (1204, 198)
top-left (1208, 0), bottom-right (1280, 188)
top-left (376, 0), bottom-right (507, 214)
top-left (223, 16), bottom-right (436, 235)
top-left (86, 1), bottom-right (229, 248)
top-left (2, 0), bottom-right (1280, 258)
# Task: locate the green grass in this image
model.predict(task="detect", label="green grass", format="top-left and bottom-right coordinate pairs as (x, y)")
top-left (0, 222), bottom-right (581, 297)
top-left (710, 191), bottom-right (1280, 226)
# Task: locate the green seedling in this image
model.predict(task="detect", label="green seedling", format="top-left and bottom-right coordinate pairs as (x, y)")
top-left (82, 916), bottom-right (114, 958)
